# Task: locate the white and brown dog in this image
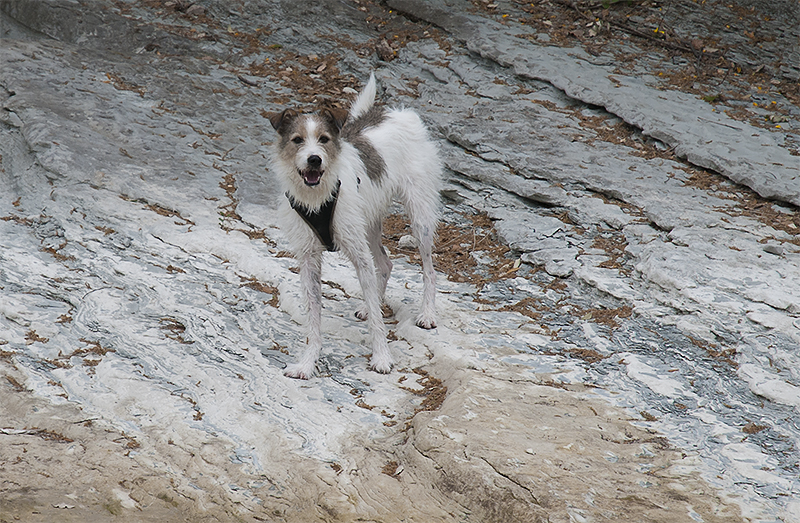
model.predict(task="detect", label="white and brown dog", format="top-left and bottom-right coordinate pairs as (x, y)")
top-left (269, 73), bottom-right (441, 379)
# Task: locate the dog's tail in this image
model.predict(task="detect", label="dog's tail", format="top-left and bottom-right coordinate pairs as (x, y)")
top-left (349, 72), bottom-right (376, 120)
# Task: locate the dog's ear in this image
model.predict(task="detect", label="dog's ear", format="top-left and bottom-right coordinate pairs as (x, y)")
top-left (268, 109), bottom-right (298, 133)
top-left (320, 107), bottom-right (348, 132)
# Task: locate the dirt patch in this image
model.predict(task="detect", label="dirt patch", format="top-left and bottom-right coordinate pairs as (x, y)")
top-left (119, 195), bottom-right (195, 227)
top-left (216, 171), bottom-right (274, 244)
top-left (497, 296), bottom-right (544, 320)
top-left (383, 211), bottom-right (518, 287)
top-left (249, 50), bottom-right (360, 106)
top-left (126, 0), bottom-right (448, 107)
top-left (400, 367), bottom-right (448, 415)
top-left (683, 168), bottom-right (800, 239)
top-left (239, 276), bottom-right (280, 307)
top-left (498, 0), bottom-right (799, 124)
top-left (105, 71), bottom-right (147, 97)
top-left (687, 335), bottom-right (738, 368)
top-left (573, 304), bottom-right (633, 329)
top-left (591, 230), bottom-right (631, 272)
top-left (566, 347), bottom-right (608, 364)
top-left (159, 318), bottom-right (194, 345)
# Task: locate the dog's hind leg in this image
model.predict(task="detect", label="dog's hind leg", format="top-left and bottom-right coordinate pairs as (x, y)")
top-left (355, 220), bottom-right (392, 321)
top-left (412, 220), bottom-right (437, 329)
top-left (343, 242), bottom-right (393, 373)
top-left (370, 220), bottom-right (393, 302)
top-left (402, 183), bottom-right (439, 329)
top-left (284, 251), bottom-right (324, 379)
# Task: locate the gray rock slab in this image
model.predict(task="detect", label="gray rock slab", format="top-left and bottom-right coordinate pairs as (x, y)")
top-left (3, 0), bottom-right (800, 521)
top-left (389, 0), bottom-right (800, 206)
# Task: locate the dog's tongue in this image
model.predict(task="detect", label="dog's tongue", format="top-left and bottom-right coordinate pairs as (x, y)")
top-left (302, 169), bottom-right (322, 186)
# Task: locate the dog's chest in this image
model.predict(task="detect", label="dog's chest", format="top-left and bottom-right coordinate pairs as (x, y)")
top-left (286, 181), bottom-right (341, 252)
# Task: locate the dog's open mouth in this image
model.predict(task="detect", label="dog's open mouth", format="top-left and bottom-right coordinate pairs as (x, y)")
top-left (300, 168), bottom-right (323, 186)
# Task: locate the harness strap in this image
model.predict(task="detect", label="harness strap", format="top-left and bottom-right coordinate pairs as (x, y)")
top-left (286, 181), bottom-right (341, 252)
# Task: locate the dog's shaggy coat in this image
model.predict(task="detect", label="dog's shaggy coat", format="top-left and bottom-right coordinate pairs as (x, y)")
top-left (269, 74), bottom-right (441, 379)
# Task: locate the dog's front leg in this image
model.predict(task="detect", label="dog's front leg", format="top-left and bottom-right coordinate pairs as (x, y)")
top-left (284, 251), bottom-right (323, 380)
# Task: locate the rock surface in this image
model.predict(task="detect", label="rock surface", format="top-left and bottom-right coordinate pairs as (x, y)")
top-left (1, 0), bottom-right (799, 522)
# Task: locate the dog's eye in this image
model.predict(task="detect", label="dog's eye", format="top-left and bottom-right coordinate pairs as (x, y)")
top-left (319, 136), bottom-right (330, 144)
top-left (291, 136), bottom-right (304, 145)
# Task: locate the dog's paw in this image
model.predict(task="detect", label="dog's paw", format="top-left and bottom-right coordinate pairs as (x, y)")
top-left (369, 346), bottom-right (394, 374)
top-left (284, 363), bottom-right (315, 380)
top-left (415, 315), bottom-right (437, 330)
top-left (355, 304), bottom-right (394, 321)
top-left (369, 357), bottom-right (393, 374)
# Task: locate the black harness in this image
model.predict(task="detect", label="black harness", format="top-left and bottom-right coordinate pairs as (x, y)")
top-left (286, 181), bottom-right (341, 252)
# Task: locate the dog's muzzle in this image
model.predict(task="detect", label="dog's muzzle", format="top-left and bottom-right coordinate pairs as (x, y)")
top-left (300, 155), bottom-right (324, 186)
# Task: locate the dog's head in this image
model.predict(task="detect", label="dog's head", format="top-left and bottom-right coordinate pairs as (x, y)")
top-left (269, 107), bottom-right (348, 187)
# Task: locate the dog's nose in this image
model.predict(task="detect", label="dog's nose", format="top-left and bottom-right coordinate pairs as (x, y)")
top-left (307, 155), bottom-right (322, 168)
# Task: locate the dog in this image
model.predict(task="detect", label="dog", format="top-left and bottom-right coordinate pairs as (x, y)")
top-left (268, 73), bottom-right (442, 379)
